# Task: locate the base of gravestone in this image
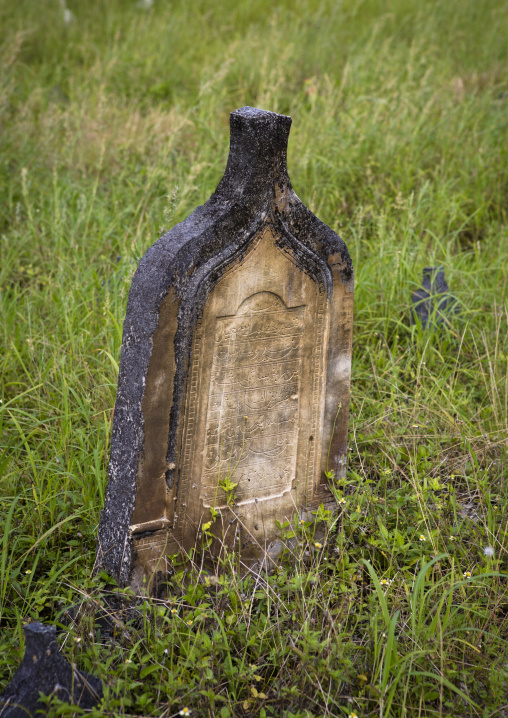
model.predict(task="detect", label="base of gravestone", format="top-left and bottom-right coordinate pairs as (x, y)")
top-left (128, 503), bottom-right (333, 595)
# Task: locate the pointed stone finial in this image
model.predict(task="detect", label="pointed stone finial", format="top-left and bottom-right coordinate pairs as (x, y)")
top-left (215, 107), bottom-right (292, 198)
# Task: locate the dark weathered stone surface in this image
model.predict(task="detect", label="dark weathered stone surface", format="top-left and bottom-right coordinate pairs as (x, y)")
top-left (411, 266), bottom-right (458, 328)
top-left (96, 106), bottom-right (354, 588)
top-left (0, 623), bottom-right (102, 717)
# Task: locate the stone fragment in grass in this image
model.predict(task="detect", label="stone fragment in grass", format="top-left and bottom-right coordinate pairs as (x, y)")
top-left (0, 623), bottom-right (102, 717)
top-left (411, 266), bottom-right (458, 329)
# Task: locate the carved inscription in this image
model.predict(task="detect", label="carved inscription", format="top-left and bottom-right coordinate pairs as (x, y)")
top-left (200, 292), bottom-right (305, 507)
top-left (173, 229), bottom-right (333, 558)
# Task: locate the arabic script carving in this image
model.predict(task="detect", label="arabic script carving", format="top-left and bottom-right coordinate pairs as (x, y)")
top-left (200, 292), bottom-right (305, 507)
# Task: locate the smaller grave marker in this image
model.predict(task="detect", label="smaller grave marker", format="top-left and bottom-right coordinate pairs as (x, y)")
top-left (0, 623), bottom-right (102, 717)
top-left (411, 266), bottom-right (458, 329)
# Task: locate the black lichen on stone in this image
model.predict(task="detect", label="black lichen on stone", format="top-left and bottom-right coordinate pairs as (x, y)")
top-left (0, 623), bottom-right (102, 717)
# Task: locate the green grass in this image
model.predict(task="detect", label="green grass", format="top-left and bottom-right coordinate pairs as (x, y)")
top-left (1, 0), bottom-right (508, 715)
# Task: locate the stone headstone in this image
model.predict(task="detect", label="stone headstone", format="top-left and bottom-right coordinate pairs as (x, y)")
top-left (0, 623), bottom-right (102, 717)
top-left (96, 107), bottom-right (354, 590)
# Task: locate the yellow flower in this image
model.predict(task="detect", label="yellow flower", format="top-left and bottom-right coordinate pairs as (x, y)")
top-left (380, 579), bottom-right (389, 585)
top-left (25, 570), bottom-right (31, 575)
top-left (419, 535), bottom-right (426, 541)
top-left (125, 659), bottom-right (132, 664)
top-left (339, 497), bottom-right (346, 504)
top-left (383, 469), bottom-right (391, 475)
top-left (171, 608), bottom-right (177, 614)
top-left (187, 620), bottom-right (193, 626)
top-left (463, 570), bottom-right (471, 578)
top-left (314, 542), bottom-right (323, 549)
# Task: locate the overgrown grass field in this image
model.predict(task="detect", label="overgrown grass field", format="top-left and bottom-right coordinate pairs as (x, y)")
top-left (1, 0), bottom-right (508, 715)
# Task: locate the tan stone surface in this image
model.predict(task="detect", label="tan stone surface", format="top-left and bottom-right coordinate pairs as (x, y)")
top-left (130, 224), bottom-right (351, 580)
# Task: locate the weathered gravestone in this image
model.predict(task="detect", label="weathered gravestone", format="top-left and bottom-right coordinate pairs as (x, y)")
top-left (96, 107), bottom-right (353, 591)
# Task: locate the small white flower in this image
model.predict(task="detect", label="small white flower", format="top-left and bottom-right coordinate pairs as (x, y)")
top-left (179, 709), bottom-right (191, 717)
top-left (483, 546), bottom-right (494, 557)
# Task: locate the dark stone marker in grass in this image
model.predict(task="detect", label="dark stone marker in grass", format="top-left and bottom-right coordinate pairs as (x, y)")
top-left (411, 266), bottom-right (458, 329)
top-left (0, 623), bottom-right (102, 717)
top-left (96, 107), bottom-right (354, 591)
